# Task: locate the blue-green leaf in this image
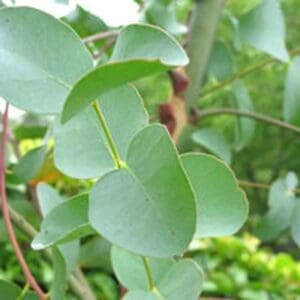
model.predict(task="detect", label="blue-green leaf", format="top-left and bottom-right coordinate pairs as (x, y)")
top-left (181, 153), bottom-right (248, 238)
top-left (0, 7), bottom-right (92, 114)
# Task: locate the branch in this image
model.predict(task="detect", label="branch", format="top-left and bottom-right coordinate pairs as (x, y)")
top-left (198, 108), bottom-right (300, 134)
top-left (0, 104), bottom-right (47, 299)
top-left (185, 0), bottom-right (227, 114)
top-left (200, 47), bottom-right (300, 97)
top-left (82, 30), bottom-right (119, 44)
top-left (239, 179), bottom-right (300, 194)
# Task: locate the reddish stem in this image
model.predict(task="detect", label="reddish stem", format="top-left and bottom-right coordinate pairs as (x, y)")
top-left (0, 103), bottom-right (46, 300)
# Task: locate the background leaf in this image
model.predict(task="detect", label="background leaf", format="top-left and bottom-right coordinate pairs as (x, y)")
top-left (238, 0), bottom-right (289, 62)
top-left (232, 80), bottom-right (255, 151)
top-left (291, 200), bottom-right (300, 246)
top-left (181, 153), bottom-right (248, 238)
top-left (143, 0), bottom-right (187, 35)
top-left (192, 128), bottom-right (231, 164)
top-left (206, 41), bottom-right (234, 82)
top-left (255, 175), bottom-right (298, 241)
top-left (13, 146), bottom-right (46, 183)
top-left (284, 56), bottom-right (300, 126)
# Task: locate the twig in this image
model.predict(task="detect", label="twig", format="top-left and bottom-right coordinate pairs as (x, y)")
top-left (239, 179), bottom-right (300, 194)
top-left (72, 268), bottom-right (96, 300)
top-left (198, 108), bottom-right (300, 134)
top-left (93, 37), bottom-right (116, 60)
top-left (0, 104), bottom-right (47, 299)
top-left (82, 30), bottom-right (119, 44)
top-left (200, 48), bottom-right (300, 97)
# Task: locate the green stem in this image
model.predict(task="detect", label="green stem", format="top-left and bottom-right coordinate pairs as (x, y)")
top-left (16, 283), bottom-right (30, 300)
top-left (198, 108), bottom-right (300, 134)
top-left (200, 47), bottom-right (300, 97)
top-left (91, 100), bottom-right (123, 169)
top-left (142, 257), bottom-right (155, 291)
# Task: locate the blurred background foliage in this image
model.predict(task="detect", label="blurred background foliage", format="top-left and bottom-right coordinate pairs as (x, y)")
top-left (0, 0), bottom-right (300, 299)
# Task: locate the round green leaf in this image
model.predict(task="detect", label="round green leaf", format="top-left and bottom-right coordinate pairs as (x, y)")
top-left (90, 124), bottom-right (196, 257)
top-left (62, 23), bottom-right (188, 122)
top-left (181, 153), bottom-right (248, 238)
top-left (0, 7), bottom-right (92, 114)
top-left (192, 128), bottom-right (231, 164)
top-left (31, 194), bottom-right (94, 250)
top-left (54, 84), bottom-right (148, 179)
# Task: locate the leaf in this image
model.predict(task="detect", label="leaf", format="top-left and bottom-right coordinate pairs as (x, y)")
top-left (111, 246), bottom-right (174, 290)
top-left (62, 23), bottom-right (188, 122)
top-left (79, 237), bottom-right (112, 272)
top-left (207, 41), bottom-right (234, 82)
top-left (0, 7), bottom-right (92, 114)
top-left (37, 183), bottom-right (63, 217)
top-left (255, 176), bottom-right (297, 241)
top-left (238, 0), bottom-right (289, 62)
top-left (13, 146), bottom-right (46, 182)
top-left (51, 247), bottom-right (67, 300)
top-left (0, 280), bottom-right (21, 300)
top-left (232, 80), bottom-right (255, 151)
top-left (112, 247), bottom-right (203, 300)
top-left (123, 291), bottom-right (159, 300)
top-left (90, 124), bottom-right (196, 257)
top-left (144, 1), bottom-right (187, 35)
top-left (36, 183), bottom-right (79, 274)
top-left (284, 56), bottom-right (300, 126)
top-left (192, 128), bottom-right (231, 164)
top-left (32, 193), bottom-right (94, 250)
top-left (54, 84), bottom-right (148, 179)
top-left (181, 153), bottom-right (249, 238)
top-left (14, 125), bottom-right (47, 140)
top-left (61, 5), bottom-right (108, 39)
top-left (291, 200), bottom-right (300, 246)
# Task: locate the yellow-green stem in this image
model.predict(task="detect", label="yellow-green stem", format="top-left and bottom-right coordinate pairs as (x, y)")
top-left (91, 100), bottom-right (123, 169)
top-left (142, 257), bottom-right (155, 291)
